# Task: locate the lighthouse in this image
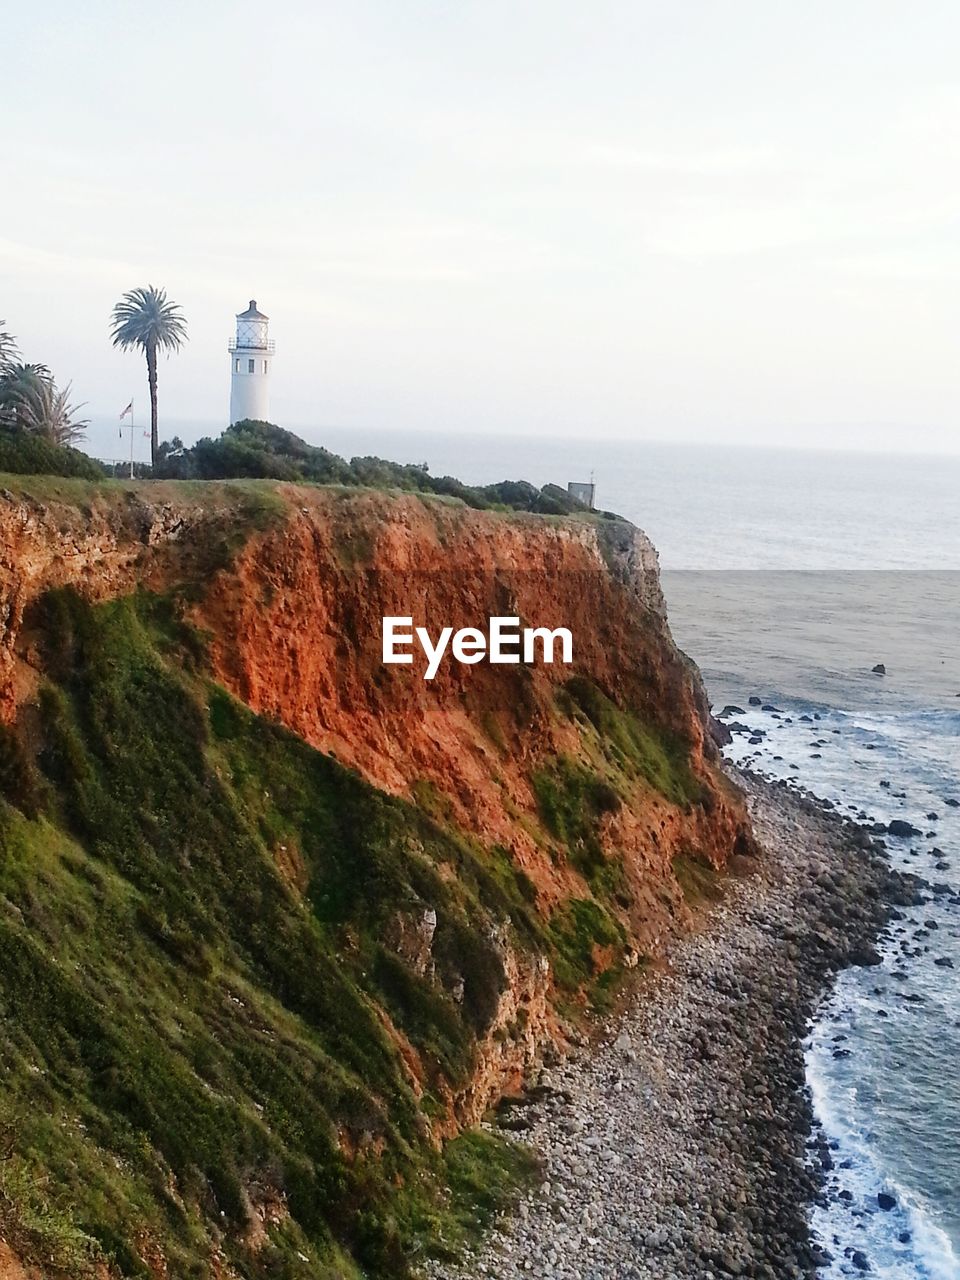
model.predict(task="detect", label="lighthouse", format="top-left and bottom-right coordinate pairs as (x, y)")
top-left (228, 300), bottom-right (274, 424)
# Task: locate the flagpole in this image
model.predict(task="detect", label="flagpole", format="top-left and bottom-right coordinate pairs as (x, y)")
top-left (129, 398), bottom-right (135, 480)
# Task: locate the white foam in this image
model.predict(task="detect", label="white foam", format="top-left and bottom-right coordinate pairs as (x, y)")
top-left (807, 1034), bottom-right (960, 1279)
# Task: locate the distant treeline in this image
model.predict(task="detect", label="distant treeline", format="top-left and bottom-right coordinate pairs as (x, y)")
top-left (152, 420), bottom-right (601, 515)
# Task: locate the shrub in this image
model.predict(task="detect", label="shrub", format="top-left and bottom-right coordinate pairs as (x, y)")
top-left (0, 428), bottom-right (104, 479)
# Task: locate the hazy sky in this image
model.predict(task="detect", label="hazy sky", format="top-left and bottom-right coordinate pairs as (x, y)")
top-left (4, 1), bottom-right (960, 458)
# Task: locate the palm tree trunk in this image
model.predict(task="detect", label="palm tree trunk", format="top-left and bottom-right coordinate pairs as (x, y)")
top-left (145, 341), bottom-right (159, 468)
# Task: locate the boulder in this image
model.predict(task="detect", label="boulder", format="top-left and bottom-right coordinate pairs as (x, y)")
top-left (887, 820), bottom-right (921, 839)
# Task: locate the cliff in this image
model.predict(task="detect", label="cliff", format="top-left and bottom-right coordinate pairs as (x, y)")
top-left (0, 477), bottom-right (751, 1280)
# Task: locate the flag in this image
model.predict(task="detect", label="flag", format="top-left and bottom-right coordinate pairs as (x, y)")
top-left (119, 400), bottom-right (133, 419)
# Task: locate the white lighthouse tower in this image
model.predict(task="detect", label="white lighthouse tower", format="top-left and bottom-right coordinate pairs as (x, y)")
top-left (228, 300), bottom-right (274, 424)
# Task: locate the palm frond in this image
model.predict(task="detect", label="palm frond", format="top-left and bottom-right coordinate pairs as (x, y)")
top-left (0, 323), bottom-right (19, 373)
top-left (110, 285), bottom-right (188, 353)
top-left (0, 363), bottom-right (55, 428)
top-left (15, 379), bottom-right (89, 447)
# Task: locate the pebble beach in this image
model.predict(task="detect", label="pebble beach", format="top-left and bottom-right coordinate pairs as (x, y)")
top-left (428, 771), bottom-right (919, 1280)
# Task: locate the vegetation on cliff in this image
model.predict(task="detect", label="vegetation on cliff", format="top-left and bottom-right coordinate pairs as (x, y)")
top-left (153, 421), bottom-right (601, 516)
top-left (0, 428), bottom-right (105, 479)
top-left (0, 403), bottom-right (611, 521)
top-left (0, 590), bottom-right (658, 1279)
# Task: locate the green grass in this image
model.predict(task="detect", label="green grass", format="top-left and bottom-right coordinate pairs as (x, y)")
top-left (0, 471), bottom-right (121, 504)
top-left (531, 756), bottom-right (620, 880)
top-left (438, 1130), bottom-right (539, 1242)
top-left (562, 676), bottom-right (704, 808)
top-left (547, 899), bottom-right (626, 993)
top-left (0, 587), bottom-right (555, 1278)
top-left (0, 1146), bottom-right (105, 1275)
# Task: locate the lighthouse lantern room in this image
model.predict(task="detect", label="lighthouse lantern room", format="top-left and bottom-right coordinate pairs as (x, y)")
top-left (228, 299), bottom-right (274, 424)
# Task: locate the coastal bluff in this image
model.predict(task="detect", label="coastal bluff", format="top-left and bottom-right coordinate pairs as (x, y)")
top-left (0, 478), bottom-right (751, 1280)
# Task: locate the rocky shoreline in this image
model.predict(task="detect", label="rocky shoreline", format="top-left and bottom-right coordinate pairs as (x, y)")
top-left (428, 770), bottom-right (923, 1280)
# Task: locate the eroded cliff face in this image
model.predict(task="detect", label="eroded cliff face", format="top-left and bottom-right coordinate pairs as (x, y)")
top-left (0, 479), bottom-right (751, 1278)
top-left (0, 483), bottom-right (749, 1102)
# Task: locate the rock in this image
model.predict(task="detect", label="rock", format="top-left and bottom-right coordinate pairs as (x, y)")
top-left (748, 696), bottom-right (762, 706)
top-left (877, 1192), bottom-right (897, 1210)
top-left (887, 820), bottom-right (921, 839)
top-left (871, 663), bottom-right (886, 675)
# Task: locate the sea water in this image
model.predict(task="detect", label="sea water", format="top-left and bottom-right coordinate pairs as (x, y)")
top-left (314, 429), bottom-right (960, 1276)
top-left (669, 573), bottom-right (960, 1279)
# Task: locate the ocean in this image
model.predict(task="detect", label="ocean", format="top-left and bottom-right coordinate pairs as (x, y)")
top-left (700, 596), bottom-right (960, 1280)
top-left (309, 428), bottom-right (960, 1279)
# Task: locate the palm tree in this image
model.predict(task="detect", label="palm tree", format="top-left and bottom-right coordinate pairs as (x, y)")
top-left (110, 286), bottom-right (187, 466)
top-left (0, 323), bottom-right (19, 374)
top-left (15, 378), bottom-right (89, 447)
top-left (0, 362), bottom-right (53, 429)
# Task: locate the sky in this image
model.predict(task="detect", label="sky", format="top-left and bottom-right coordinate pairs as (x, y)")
top-left (4, 0), bottom-right (960, 460)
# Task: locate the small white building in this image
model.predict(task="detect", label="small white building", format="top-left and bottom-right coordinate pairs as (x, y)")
top-left (567, 480), bottom-right (596, 509)
top-left (228, 300), bottom-right (274, 424)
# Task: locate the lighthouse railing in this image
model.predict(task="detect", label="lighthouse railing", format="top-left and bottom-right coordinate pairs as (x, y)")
top-left (228, 338), bottom-right (276, 353)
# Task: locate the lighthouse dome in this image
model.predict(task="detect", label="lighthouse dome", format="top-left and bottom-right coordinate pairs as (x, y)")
top-left (233, 298), bottom-right (271, 351)
top-left (237, 299), bottom-right (269, 321)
